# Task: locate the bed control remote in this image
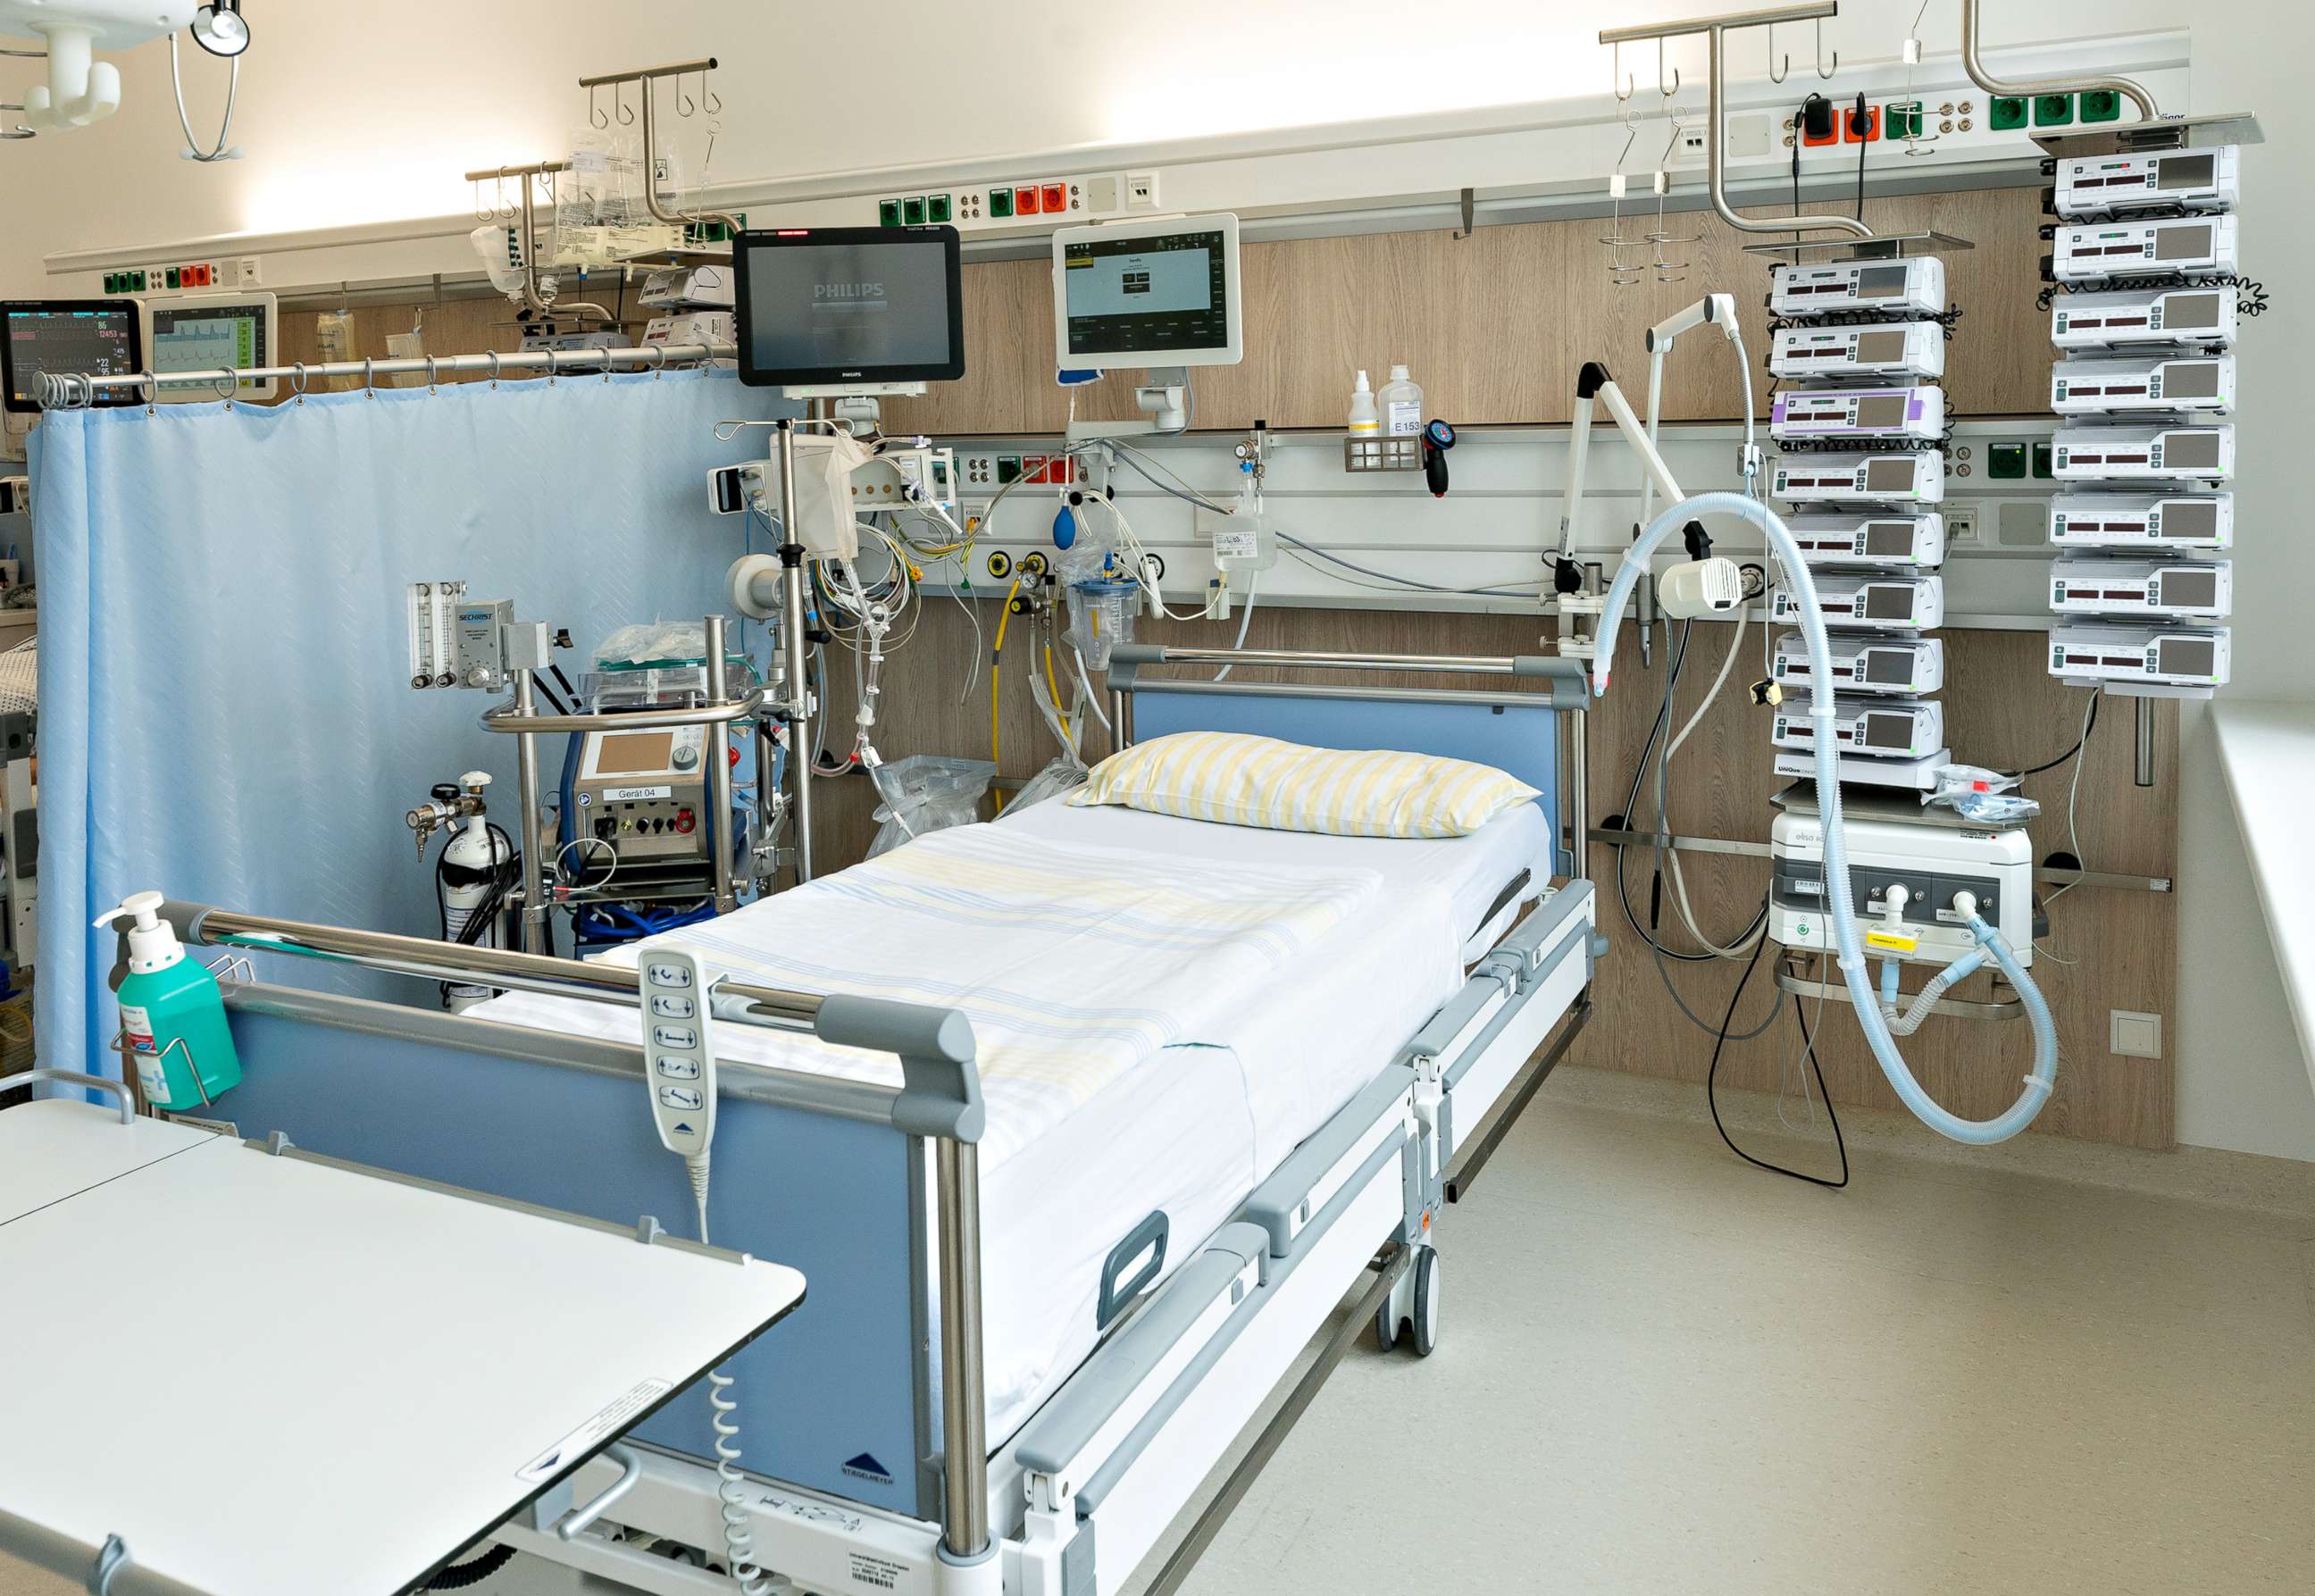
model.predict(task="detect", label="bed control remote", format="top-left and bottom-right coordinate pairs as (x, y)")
top-left (641, 948), bottom-right (717, 1159)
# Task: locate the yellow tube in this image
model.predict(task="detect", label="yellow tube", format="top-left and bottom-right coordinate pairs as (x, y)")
top-left (990, 580), bottom-right (1021, 812)
top-left (1043, 642), bottom-right (1071, 743)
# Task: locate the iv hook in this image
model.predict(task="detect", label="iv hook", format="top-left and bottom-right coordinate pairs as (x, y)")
top-left (1612, 40), bottom-right (1634, 102)
top-left (701, 68), bottom-right (722, 116)
top-left (1768, 23), bottom-right (1790, 84)
top-left (1815, 19), bottom-right (1838, 79)
top-left (1658, 38), bottom-right (1680, 97)
top-left (589, 84), bottom-right (608, 130)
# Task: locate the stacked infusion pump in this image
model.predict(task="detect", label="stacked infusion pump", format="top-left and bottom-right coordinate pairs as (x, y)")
top-left (1764, 254), bottom-right (1953, 789)
top-left (2042, 142), bottom-right (2243, 696)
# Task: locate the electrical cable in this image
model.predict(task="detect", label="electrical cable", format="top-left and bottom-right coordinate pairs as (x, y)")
top-left (1704, 927), bottom-right (1850, 1187)
top-left (423, 1545), bottom-right (517, 1591)
top-left (689, 1183), bottom-right (770, 1595)
top-left (2003, 687), bottom-right (2101, 778)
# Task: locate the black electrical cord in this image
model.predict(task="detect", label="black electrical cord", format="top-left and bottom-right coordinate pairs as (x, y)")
top-left (1706, 938), bottom-right (1850, 1189)
top-left (2002, 688), bottom-right (2102, 779)
top-left (530, 671), bottom-right (569, 716)
top-left (1852, 92), bottom-right (1869, 221)
top-left (425, 1544), bottom-right (517, 1591)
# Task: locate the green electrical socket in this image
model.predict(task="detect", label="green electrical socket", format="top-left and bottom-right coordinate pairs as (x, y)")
top-left (1990, 96), bottom-right (2029, 130)
top-left (2034, 93), bottom-right (2075, 127)
top-left (2080, 89), bottom-right (2121, 123)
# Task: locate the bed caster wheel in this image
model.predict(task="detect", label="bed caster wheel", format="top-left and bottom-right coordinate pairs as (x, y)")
top-left (1374, 1294), bottom-right (1400, 1352)
top-left (1409, 1246), bottom-right (1441, 1358)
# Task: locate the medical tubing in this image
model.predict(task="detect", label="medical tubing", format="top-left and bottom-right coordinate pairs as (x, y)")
top-left (1595, 491), bottom-right (2058, 1144)
top-left (690, 1163), bottom-right (770, 1596)
top-left (1886, 948), bottom-right (1985, 1038)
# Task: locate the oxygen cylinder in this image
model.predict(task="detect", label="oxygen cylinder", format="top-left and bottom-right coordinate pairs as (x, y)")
top-left (429, 773), bottom-right (514, 1013)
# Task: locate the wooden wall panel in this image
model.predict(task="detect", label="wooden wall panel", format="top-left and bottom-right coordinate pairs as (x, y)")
top-left (886, 184), bottom-right (2050, 435)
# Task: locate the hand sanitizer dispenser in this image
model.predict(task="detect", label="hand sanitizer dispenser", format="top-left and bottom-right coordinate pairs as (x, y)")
top-left (93, 891), bottom-right (240, 1110)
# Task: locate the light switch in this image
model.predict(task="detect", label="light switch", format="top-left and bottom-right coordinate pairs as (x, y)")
top-left (2110, 1009), bottom-right (2163, 1059)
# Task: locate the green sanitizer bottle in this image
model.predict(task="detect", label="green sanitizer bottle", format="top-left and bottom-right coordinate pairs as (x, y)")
top-left (93, 891), bottom-right (241, 1111)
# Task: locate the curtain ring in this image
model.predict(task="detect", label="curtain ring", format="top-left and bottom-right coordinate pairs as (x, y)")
top-left (288, 362), bottom-right (310, 401)
top-left (362, 357), bottom-right (377, 395)
top-left (652, 343), bottom-right (670, 372)
top-left (138, 371), bottom-right (158, 410)
top-left (212, 372), bottom-right (236, 402)
top-left (90, 1535), bottom-right (131, 1594)
top-left (488, 350), bottom-right (505, 389)
top-left (424, 354), bottom-right (442, 392)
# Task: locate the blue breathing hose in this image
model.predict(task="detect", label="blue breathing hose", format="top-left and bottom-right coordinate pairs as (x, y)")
top-left (1592, 491), bottom-right (2058, 1144)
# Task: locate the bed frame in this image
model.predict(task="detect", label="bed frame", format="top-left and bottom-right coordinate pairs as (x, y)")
top-left (136, 645), bottom-right (1598, 1596)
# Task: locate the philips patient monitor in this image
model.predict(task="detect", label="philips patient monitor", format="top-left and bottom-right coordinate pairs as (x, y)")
top-left (733, 224), bottom-right (965, 392)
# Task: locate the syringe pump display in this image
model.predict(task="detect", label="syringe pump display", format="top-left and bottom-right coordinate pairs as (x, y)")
top-left (1784, 512), bottom-right (1945, 569)
top-left (2049, 214), bottom-right (2239, 283)
top-left (2052, 423), bottom-right (2233, 482)
top-left (2050, 623), bottom-right (2230, 693)
top-left (1771, 385), bottom-right (1946, 442)
top-left (2049, 493), bottom-right (2232, 552)
top-left (2052, 286), bottom-right (2235, 351)
top-left (2051, 146), bottom-right (2240, 220)
top-left (1771, 695), bottom-right (1945, 759)
top-left (2052, 354), bottom-right (2234, 414)
top-left (2050, 556), bottom-right (2232, 619)
top-left (1768, 256), bottom-right (1945, 318)
top-left (1772, 632), bottom-right (1944, 697)
top-left (1772, 572), bottom-right (1943, 631)
top-left (1770, 451), bottom-right (1943, 505)
top-left (1769, 322), bottom-right (1945, 380)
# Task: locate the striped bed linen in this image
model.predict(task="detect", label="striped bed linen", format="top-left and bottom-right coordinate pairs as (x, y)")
top-left (477, 821), bottom-right (1380, 1169)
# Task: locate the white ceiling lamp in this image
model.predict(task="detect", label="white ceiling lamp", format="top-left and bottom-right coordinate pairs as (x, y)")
top-left (0, 1), bottom-right (196, 130)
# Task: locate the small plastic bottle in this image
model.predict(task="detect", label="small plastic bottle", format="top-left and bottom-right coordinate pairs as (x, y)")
top-left (1380, 363), bottom-right (1425, 437)
top-left (1347, 370), bottom-right (1379, 437)
top-left (93, 891), bottom-right (241, 1110)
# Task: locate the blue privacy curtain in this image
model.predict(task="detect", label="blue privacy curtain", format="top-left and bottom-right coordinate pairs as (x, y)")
top-left (33, 368), bottom-right (783, 1077)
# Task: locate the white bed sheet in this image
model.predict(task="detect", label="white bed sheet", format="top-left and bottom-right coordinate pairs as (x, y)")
top-left (978, 799), bottom-right (1553, 1440)
top-left (477, 802), bottom-right (1551, 1449)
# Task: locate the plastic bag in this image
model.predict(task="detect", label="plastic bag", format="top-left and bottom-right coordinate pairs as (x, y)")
top-left (867, 755), bottom-right (997, 858)
top-left (1923, 763), bottom-right (2041, 824)
top-left (1007, 756), bottom-right (1089, 815)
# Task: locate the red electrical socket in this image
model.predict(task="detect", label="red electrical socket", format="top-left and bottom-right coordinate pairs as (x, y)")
top-left (1021, 455), bottom-right (1050, 484)
top-left (1842, 105), bottom-right (1880, 143)
top-left (1040, 183), bottom-right (1067, 213)
top-left (1015, 186), bottom-right (1041, 215)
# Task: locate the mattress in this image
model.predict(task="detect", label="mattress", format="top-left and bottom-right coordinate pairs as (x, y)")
top-left (481, 800), bottom-right (1551, 1447)
top-left (978, 800), bottom-right (1552, 1440)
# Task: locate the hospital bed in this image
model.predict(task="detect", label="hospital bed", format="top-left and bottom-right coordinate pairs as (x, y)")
top-left (119, 642), bottom-right (1599, 1595)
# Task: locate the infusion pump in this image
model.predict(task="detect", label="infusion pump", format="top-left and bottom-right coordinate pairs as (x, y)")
top-left (1768, 256), bottom-right (1945, 318)
top-left (1770, 451), bottom-right (1943, 506)
top-left (2052, 285), bottom-right (2236, 351)
top-left (1772, 572), bottom-right (1943, 631)
top-left (2049, 623), bottom-right (2230, 694)
top-left (2052, 354), bottom-right (2234, 415)
top-left (1770, 386), bottom-right (1945, 443)
top-left (2048, 493), bottom-right (2232, 552)
top-left (1770, 694), bottom-right (1944, 759)
top-left (1772, 632), bottom-right (1943, 697)
top-left (2051, 145), bottom-right (2240, 220)
top-left (2049, 214), bottom-right (2239, 283)
top-left (1785, 512), bottom-right (1944, 569)
top-left (1769, 322), bottom-right (1945, 381)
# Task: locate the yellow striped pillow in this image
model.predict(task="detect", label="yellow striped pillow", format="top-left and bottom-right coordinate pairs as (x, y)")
top-left (1068, 732), bottom-right (1538, 839)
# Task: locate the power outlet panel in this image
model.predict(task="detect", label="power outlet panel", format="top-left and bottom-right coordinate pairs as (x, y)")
top-left (1943, 504), bottom-right (1982, 549)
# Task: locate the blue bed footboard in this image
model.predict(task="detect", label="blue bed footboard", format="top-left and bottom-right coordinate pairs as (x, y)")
top-left (208, 989), bottom-right (935, 1518)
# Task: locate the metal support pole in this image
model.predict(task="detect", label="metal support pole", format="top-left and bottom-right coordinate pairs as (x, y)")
top-left (2135, 696), bottom-right (2156, 788)
top-left (1566, 710), bottom-right (1592, 885)
top-left (1704, 22), bottom-right (1870, 238)
top-left (778, 422), bottom-right (815, 884)
top-left (513, 672), bottom-right (549, 954)
top-left (704, 614), bottom-right (738, 913)
top-left (935, 1138), bottom-right (990, 1562)
top-left (1959, 0), bottom-right (2159, 121)
top-left (1109, 689), bottom-right (1130, 750)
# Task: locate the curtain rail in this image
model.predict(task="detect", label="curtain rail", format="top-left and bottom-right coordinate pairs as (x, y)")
top-left (36, 343), bottom-right (738, 410)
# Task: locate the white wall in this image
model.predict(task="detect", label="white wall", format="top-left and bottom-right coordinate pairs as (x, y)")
top-left (6, 0), bottom-right (2312, 1155)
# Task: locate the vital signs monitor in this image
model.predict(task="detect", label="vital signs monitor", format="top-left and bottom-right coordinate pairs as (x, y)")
top-left (1, 300), bottom-right (140, 412)
top-left (143, 291), bottom-right (280, 402)
top-left (1050, 212), bottom-right (1243, 368)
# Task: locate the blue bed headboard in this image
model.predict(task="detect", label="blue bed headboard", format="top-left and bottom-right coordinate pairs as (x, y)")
top-left (1116, 673), bottom-right (1567, 877)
